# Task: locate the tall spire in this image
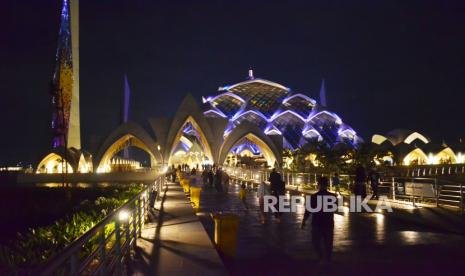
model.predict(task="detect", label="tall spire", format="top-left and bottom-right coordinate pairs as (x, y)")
top-left (50, 0), bottom-right (80, 149)
top-left (122, 74), bottom-right (131, 159)
top-left (319, 78), bottom-right (327, 107)
top-left (122, 74), bottom-right (131, 123)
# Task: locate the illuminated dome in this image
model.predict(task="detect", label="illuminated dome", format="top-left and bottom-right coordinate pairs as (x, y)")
top-left (203, 71), bottom-right (362, 149)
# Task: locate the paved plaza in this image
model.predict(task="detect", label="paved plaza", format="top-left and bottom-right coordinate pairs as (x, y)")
top-left (196, 182), bottom-right (465, 275)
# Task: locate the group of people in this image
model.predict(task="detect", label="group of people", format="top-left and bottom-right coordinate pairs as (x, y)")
top-left (254, 168), bottom-right (336, 262)
top-left (169, 163), bottom-right (381, 264)
top-left (353, 165), bottom-right (380, 199)
top-left (201, 165), bottom-right (230, 193)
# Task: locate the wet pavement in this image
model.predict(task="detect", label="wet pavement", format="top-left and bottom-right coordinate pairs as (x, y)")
top-left (196, 182), bottom-right (465, 275)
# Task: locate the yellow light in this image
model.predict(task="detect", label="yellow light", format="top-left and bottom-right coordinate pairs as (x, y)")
top-left (118, 210), bottom-right (130, 222)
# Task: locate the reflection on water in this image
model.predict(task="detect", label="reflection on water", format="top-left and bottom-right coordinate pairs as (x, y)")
top-left (36, 182), bottom-right (114, 188)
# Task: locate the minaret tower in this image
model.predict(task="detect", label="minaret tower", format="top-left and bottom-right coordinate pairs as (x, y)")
top-left (50, 0), bottom-right (81, 149)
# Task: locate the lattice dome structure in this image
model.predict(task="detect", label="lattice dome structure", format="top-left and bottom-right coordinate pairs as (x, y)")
top-left (203, 72), bottom-right (363, 149)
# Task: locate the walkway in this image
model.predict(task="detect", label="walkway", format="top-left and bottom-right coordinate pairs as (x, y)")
top-left (197, 183), bottom-right (465, 275)
top-left (130, 182), bottom-right (227, 276)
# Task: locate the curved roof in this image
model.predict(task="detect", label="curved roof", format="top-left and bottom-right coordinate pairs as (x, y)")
top-left (203, 73), bottom-right (362, 148)
top-left (373, 129), bottom-right (430, 146)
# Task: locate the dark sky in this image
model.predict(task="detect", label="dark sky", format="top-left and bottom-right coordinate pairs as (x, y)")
top-left (1, 0), bottom-right (465, 165)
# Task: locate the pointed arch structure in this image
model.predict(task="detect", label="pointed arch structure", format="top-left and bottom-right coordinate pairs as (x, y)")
top-left (36, 147), bottom-right (92, 173)
top-left (167, 116), bottom-right (214, 166)
top-left (36, 152), bottom-right (74, 174)
top-left (162, 94), bottom-right (226, 166)
top-left (94, 122), bottom-right (161, 172)
top-left (403, 148), bottom-right (428, 166)
top-left (219, 122), bottom-right (282, 167)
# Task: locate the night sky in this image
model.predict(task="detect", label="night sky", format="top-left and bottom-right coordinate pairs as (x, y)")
top-left (1, 0), bottom-right (465, 166)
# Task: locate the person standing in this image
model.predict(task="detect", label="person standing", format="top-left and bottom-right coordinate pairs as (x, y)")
top-left (369, 169), bottom-right (380, 200)
top-left (303, 177), bottom-right (337, 263)
top-left (222, 170), bottom-right (230, 194)
top-left (269, 168), bottom-right (285, 223)
top-left (239, 183), bottom-right (248, 210)
top-left (354, 165), bottom-right (367, 198)
top-left (207, 169), bottom-right (214, 188)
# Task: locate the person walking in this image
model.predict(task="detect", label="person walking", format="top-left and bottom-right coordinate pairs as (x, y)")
top-left (302, 177), bottom-right (337, 263)
top-left (331, 173), bottom-right (341, 195)
top-left (239, 183), bottom-right (248, 210)
top-left (257, 181), bottom-right (268, 224)
top-left (207, 169), bottom-right (214, 188)
top-left (269, 168), bottom-right (285, 223)
top-left (214, 168), bottom-right (223, 193)
top-left (201, 169), bottom-right (208, 187)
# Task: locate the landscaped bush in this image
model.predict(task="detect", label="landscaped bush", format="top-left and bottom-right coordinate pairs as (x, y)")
top-left (0, 183), bottom-right (144, 273)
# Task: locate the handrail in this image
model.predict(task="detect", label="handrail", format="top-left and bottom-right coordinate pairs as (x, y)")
top-left (225, 166), bottom-right (465, 212)
top-left (40, 175), bottom-right (165, 275)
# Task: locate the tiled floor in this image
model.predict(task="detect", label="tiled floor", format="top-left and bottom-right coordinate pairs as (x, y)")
top-left (131, 182), bottom-right (227, 276)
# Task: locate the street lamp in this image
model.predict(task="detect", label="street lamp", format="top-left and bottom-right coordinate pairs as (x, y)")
top-left (157, 145), bottom-right (165, 171)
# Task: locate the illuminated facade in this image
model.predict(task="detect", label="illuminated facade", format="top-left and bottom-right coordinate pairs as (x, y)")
top-left (372, 129), bottom-right (465, 166)
top-left (203, 70), bottom-right (362, 150)
top-left (37, 70), bottom-right (366, 173)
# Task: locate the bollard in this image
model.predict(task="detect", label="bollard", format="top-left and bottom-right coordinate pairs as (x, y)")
top-left (211, 213), bottom-right (240, 258)
top-left (190, 186), bottom-right (201, 209)
top-left (182, 179), bottom-right (191, 194)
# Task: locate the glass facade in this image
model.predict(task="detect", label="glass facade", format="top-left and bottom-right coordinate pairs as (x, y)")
top-left (204, 76), bottom-right (362, 149)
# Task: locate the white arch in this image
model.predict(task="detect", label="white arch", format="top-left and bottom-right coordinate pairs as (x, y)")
top-left (403, 148), bottom-right (428, 166)
top-left (36, 153), bottom-right (74, 174)
top-left (270, 109), bottom-right (307, 122)
top-left (308, 110), bottom-right (343, 124)
top-left (220, 78), bottom-right (290, 93)
top-left (204, 109), bottom-right (227, 118)
top-left (404, 132), bottom-right (430, 144)
top-left (427, 148), bottom-right (457, 164)
top-left (168, 116), bottom-right (214, 166)
top-left (232, 109), bottom-right (269, 122)
top-left (282, 93), bottom-right (317, 105)
top-left (206, 91), bottom-right (246, 104)
top-left (97, 134), bottom-right (156, 173)
top-left (372, 134), bottom-right (388, 145)
top-left (302, 127), bottom-right (323, 141)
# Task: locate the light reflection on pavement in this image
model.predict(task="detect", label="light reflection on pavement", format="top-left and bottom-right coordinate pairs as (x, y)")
top-left (196, 183), bottom-right (465, 275)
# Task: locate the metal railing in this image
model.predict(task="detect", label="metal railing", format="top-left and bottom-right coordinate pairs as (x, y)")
top-left (40, 175), bottom-right (164, 275)
top-left (401, 164), bottom-right (465, 177)
top-left (223, 166), bottom-right (352, 191)
top-left (223, 166), bottom-right (464, 213)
